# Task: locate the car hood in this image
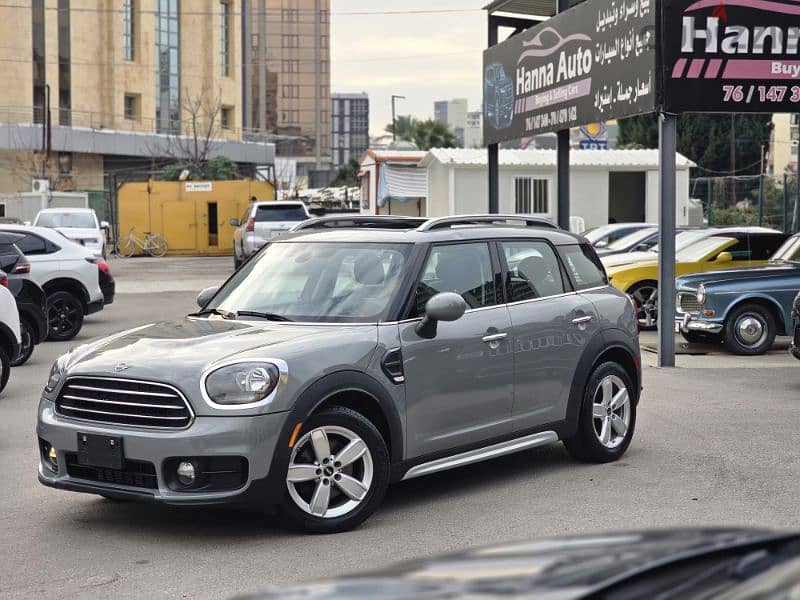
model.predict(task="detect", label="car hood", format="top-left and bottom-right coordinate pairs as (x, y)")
top-left (600, 251), bottom-right (657, 269)
top-left (676, 262), bottom-right (800, 289)
top-left (65, 317), bottom-right (369, 379)
top-left (54, 227), bottom-right (101, 240)
top-left (239, 529), bottom-right (795, 600)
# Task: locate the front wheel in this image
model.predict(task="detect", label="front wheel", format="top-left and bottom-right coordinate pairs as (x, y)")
top-left (47, 291), bottom-right (84, 341)
top-left (564, 361), bottom-right (637, 463)
top-left (116, 236), bottom-right (136, 258)
top-left (10, 319), bottom-right (34, 367)
top-left (279, 406), bottom-right (390, 534)
top-left (724, 304), bottom-right (776, 355)
top-left (628, 282), bottom-right (659, 330)
top-left (146, 235), bottom-right (168, 257)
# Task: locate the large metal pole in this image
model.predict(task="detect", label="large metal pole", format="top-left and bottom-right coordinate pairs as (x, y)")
top-left (658, 113), bottom-right (677, 368)
top-left (556, 0), bottom-right (570, 229)
top-left (488, 16), bottom-right (499, 214)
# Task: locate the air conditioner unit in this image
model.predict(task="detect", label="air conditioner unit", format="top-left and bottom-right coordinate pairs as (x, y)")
top-left (32, 179), bottom-right (49, 193)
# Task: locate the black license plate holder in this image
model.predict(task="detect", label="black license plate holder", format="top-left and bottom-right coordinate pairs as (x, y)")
top-left (77, 433), bottom-right (124, 470)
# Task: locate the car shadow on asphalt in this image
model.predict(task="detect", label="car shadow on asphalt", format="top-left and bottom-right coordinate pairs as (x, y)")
top-left (47, 444), bottom-right (615, 539)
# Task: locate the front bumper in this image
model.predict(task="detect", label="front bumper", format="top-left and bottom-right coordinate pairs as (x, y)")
top-left (37, 398), bottom-right (288, 505)
top-left (675, 314), bottom-right (724, 334)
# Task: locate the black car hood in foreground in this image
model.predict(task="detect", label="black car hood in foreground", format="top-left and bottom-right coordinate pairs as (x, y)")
top-left (239, 529), bottom-right (800, 600)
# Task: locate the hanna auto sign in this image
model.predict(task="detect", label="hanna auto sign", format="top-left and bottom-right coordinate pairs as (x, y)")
top-left (484, 0), bottom-right (800, 143)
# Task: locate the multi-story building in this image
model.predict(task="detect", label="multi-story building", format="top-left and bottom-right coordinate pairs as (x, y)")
top-left (0, 0), bottom-right (273, 195)
top-left (464, 110), bottom-right (483, 148)
top-left (245, 0), bottom-right (331, 186)
top-left (433, 98), bottom-right (468, 146)
top-left (331, 93), bottom-right (369, 169)
top-left (770, 114), bottom-right (799, 175)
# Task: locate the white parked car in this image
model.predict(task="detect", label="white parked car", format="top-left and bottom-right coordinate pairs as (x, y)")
top-left (0, 277), bottom-right (20, 393)
top-left (231, 200), bottom-right (311, 268)
top-left (0, 225), bottom-right (106, 341)
top-left (33, 207), bottom-right (109, 258)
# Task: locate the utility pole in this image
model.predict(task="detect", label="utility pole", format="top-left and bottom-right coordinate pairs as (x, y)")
top-left (391, 95), bottom-right (405, 141)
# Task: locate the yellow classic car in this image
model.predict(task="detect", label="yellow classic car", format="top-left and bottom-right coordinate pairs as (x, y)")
top-left (605, 231), bottom-right (788, 327)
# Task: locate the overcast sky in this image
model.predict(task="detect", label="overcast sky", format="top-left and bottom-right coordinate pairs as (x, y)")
top-left (331, 1), bottom-right (488, 136)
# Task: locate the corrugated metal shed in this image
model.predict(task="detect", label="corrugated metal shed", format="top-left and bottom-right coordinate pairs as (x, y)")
top-left (419, 148), bottom-right (696, 169)
top-left (484, 0), bottom-right (585, 18)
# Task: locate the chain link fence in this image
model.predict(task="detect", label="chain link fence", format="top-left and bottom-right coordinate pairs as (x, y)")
top-left (690, 174), bottom-right (800, 232)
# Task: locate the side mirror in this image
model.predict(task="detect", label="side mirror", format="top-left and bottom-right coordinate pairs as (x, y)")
top-left (100, 221), bottom-right (110, 230)
top-left (229, 218), bottom-right (239, 227)
top-left (415, 292), bottom-right (467, 339)
top-left (716, 251), bottom-right (733, 264)
top-left (594, 240), bottom-right (609, 248)
top-left (196, 286), bottom-right (220, 308)
top-left (633, 243), bottom-right (650, 252)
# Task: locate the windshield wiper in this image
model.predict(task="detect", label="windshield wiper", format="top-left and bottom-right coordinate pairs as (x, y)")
top-left (235, 310), bottom-right (294, 322)
top-left (193, 308), bottom-right (236, 319)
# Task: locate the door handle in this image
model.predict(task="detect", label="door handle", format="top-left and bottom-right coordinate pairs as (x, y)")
top-left (571, 315), bottom-right (593, 325)
top-left (482, 333), bottom-right (508, 343)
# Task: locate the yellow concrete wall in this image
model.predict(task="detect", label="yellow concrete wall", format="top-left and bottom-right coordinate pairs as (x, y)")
top-left (118, 179), bottom-right (274, 256)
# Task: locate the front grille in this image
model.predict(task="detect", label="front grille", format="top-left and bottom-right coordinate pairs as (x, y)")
top-left (678, 293), bottom-right (701, 315)
top-left (56, 377), bottom-right (192, 429)
top-left (65, 453), bottom-right (157, 489)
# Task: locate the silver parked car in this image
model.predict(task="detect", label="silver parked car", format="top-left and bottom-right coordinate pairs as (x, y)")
top-left (37, 215), bottom-right (641, 533)
top-left (230, 200), bottom-right (310, 268)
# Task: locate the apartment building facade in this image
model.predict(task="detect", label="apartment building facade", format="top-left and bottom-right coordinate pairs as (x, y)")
top-left (770, 114), bottom-right (799, 175)
top-left (245, 0), bottom-right (331, 186)
top-left (331, 92), bottom-right (368, 169)
top-left (433, 98), bottom-right (468, 147)
top-left (0, 0), bottom-right (273, 194)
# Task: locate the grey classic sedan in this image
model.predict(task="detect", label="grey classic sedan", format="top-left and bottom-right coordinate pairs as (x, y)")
top-left (37, 215), bottom-right (640, 533)
top-left (676, 233), bottom-right (800, 355)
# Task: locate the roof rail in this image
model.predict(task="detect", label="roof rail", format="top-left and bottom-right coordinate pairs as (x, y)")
top-left (290, 215), bottom-right (427, 232)
top-left (416, 214), bottom-right (559, 232)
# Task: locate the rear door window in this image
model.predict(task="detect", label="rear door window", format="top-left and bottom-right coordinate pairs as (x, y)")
top-left (749, 233), bottom-right (788, 260)
top-left (11, 233), bottom-right (49, 255)
top-left (255, 205), bottom-right (308, 222)
top-left (558, 244), bottom-right (607, 290)
top-left (501, 241), bottom-right (565, 301)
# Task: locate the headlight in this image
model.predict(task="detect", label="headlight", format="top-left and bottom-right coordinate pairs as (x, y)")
top-left (45, 357), bottom-right (67, 393)
top-left (696, 284), bottom-right (706, 305)
top-left (204, 362), bottom-right (280, 406)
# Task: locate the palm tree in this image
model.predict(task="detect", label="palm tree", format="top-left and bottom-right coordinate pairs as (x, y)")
top-left (384, 115), bottom-right (416, 140)
top-left (406, 119), bottom-right (460, 150)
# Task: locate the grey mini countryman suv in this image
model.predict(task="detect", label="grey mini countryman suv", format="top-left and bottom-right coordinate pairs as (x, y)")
top-left (37, 215), bottom-right (641, 533)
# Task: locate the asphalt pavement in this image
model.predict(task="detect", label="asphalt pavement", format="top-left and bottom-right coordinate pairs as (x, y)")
top-left (2, 257), bottom-right (799, 599)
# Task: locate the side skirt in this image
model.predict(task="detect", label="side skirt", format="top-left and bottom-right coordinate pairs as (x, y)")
top-left (400, 430), bottom-right (559, 481)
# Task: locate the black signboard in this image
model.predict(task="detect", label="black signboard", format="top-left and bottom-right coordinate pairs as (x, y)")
top-left (663, 0), bottom-right (800, 113)
top-left (483, 0), bottom-right (657, 144)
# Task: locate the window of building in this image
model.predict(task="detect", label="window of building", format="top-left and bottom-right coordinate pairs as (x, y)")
top-left (123, 0), bottom-right (135, 60)
top-left (57, 152), bottom-right (72, 175)
top-left (155, 0), bottom-right (180, 134)
top-left (320, 9), bottom-right (330, 23)
top-left (283, 85), bottom-right (299, 98)
top-left (283, 59), bottom-right (299, 73)
top-left (792, 114), bottom-right (800, 125)
top-left (320, 60), bottom-right (329, 74)
top-left (124, 94), bottom-right (139, 120)
top-left (220, 106), bottom-right (233, 129)
top-left (283, 34), bottom-right (299, 48)
top-left (514, 177), bottom-right (549, 214)
top-left (321, 35), bottom-right (329, 49)
top-left (282, 8), bottom-right (299, 21)
top-left (219, 1), bottom-right (231, 76)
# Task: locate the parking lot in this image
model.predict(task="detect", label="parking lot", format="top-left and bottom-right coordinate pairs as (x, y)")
top-left (2, 256), bottom-right (800, 599)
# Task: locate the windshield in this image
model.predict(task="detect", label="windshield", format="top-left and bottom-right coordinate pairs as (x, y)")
top-left (606, 228), bottom-right (657, 251)
top-left (208, 242), bottom-right (411, 322)
top-left (651, 230), bottom-right (713, 254)
top-left (769, 235), bottom-right (800, 262)
top-left (676, 236), bottom-right (734, 262)
top-left (583, 225), bottom-right (616, 244)
top-left (255, 205), bottom-right (308, 222)
top-left (35, 212), bottom-right (97, 229)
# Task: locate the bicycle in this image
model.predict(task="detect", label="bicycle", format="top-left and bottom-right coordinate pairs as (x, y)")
top-left (116, 227), bottom-right (169, 258)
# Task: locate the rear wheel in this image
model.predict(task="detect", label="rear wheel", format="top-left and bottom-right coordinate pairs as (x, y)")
top-left (10, 319), bottom-right (34, 367)
top-left (146, 235), bottom-right (168, 258)
top-left (47, 291), bottom-right (84, 341)
top-left (279, 406), bottom-right (389, 534)
top-left (564, 361), bottom-right (637, 463)
top-left (628, 282), bottom-right (659, 330)
top-left (724, 304), bottom-right (776, 355)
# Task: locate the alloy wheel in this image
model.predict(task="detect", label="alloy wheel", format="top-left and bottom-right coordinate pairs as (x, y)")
top-left (286, 425), bottom-right (374, 519)
top-left (631, 285), bottom-right (658, 328)
top-left (48, 297), bottom-right (81, 337)
top-left (592, 374), bottom-right (631, 449)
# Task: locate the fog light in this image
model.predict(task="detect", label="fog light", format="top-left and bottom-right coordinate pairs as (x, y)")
top-left (703, 309), bottom-right (716, 317)
top-left (40, 440), bottom-right (58, 473)
top-left (176, 461), bottom-right (196, 486)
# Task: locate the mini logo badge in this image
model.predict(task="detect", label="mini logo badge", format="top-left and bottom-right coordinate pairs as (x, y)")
top-left (114, 362), bottom-right (130, 373)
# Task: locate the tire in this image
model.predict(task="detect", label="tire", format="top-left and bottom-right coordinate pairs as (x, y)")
top-left (117, 236), bottom-right (136, 258)
top-left (724, 303), bottom-right (776, 356)
top-left (279, 406), bottom-right (390, 534)
top-left (146, 235), bottom-right (168, 258)
top-left (628, 282), bottom-right (659, 330)
top-left (0, 346), bottom-right (10, 393)
top-left (563, 361), bottom-right (637, 463)
top-left (233, 252), bottom-right (241, 269)
top-left (47, 291), bottom-right (84, 341)
top-left (681, 331), bottom-right (722, 345)
top-left (10, 319), bottom-right (34, 367)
